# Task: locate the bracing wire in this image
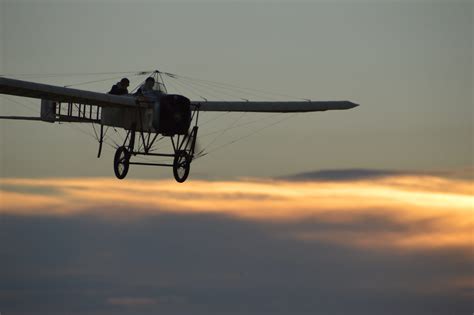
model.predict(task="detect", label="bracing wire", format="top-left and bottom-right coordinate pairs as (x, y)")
top-left (0, 95), bottom-right (38, 115)
top-left (0, 70), bottom-right (150, 78)
top-left (171, 75), bottom-right (251, 100)
top-left (165, 72), bottom-right (308, 101)
top-left (175, 75), bottom-right (278, 101)
top-left (198, 112), bottom-right (281, 138)
top-left (165, 75), bottom-right (209, 101)
top-left (160, 73), bottom-right (305, 160)
top-left (159, 76), bottom-right (186, 97)
top-left (199, 111), bottom-right (231, 127)
top-left (194, 113), bottom-right (299, 160)
top-left (129, 71), bottom-right (155, 94)
top-left (64, 74), bottom-right (136, 88)
top-left (196, 112), bottom-right (247, 156)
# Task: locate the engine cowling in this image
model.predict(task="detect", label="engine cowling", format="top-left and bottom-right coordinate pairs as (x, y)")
top-left (153, 94), bottom-right (191, 136)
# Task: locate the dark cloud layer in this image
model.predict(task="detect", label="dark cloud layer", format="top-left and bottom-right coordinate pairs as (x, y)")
top-left (281, 168), bottom-right (474, 181)
top-left (281, 168), bottom-right (405, 181)
top-left (0, 174), bottom-right (472, 314)
top-left (1, 211), bottom-right (472, 315)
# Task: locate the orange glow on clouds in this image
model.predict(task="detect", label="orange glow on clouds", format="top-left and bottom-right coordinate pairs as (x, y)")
top-left (1, 174), bottom-right (472, 252)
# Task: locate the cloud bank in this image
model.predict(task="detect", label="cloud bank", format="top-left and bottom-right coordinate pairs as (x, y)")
top-left (0, 171), bottom-right (472, 314)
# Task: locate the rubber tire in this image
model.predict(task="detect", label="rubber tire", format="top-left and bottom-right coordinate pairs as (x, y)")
top-left (114, 146), bottom-right (130, 179)
top-left (173, 151), bottom-right (190, 183)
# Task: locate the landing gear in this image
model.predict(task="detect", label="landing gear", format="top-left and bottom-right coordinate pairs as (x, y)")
top-left (173, 151), bottom-right (191, 183)
top-left (113, 146), bottom-right (130, 179)
top-left (109, 112), bottom-right (199, 183)
top-left (170, 125), bottom-right (198, 183)
top-left (114, 126), bottom-right (197, 183)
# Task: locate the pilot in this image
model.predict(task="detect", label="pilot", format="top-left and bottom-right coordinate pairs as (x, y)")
top-left (134, 77), bottom-right (156, 97)
top-left (108, 78), bottom-right (130, 95)
top-left (134, 77), bottom-right (161, 130)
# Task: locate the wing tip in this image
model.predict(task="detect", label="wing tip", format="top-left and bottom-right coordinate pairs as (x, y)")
top-left (346, 101), bottom-right (359, 109)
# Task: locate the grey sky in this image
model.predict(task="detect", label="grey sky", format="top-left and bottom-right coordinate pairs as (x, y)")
top-left (0, 0), bottom-right (472, 179)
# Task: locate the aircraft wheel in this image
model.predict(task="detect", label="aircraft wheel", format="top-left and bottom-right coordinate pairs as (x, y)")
top-left (173, 151), bottom-right (191, 183)
top-left (114, 146), bottom-right (130, 179)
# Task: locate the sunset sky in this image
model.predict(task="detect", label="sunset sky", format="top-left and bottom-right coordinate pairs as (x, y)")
top-left (0, 1), bottom-right (473, 314)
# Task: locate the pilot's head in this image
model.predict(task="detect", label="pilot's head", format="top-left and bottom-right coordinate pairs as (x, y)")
top-left (144, 77), bottom-right (155, 89)
top-left (119, 78), bottom-right (130, 88)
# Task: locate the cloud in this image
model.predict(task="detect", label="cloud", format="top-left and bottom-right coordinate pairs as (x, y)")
top-left (106, 297), bottom-right (158, 306)
top-left (0, 171), bottom-right (472, 314)
top-left (280, 168), bottom-right (474, 182)
top-left (1, 172), bottom-right (471, 251)
top-left (280, 168), bottom-right (406, 181)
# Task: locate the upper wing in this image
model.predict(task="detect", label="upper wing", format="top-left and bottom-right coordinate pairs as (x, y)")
top-left (0, 77), bottom-right (138, 108)
top-left (192, 101), bottom-right (358, 113)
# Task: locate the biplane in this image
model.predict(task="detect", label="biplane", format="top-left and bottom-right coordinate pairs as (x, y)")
top-left (0, 70), bottom-right (358, 183)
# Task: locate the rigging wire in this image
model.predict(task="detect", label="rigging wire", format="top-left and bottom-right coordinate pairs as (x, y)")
top-left (196, 112), bottom-right (247, 156)
top-left (168, 75), bottom-right (230, 102)
top-left (198, 111), bottom-right (231, 127)
top-left (0, 70), bottom-right (150, 78)
top-left (198, 112), bottom-right (281, 139)
top-left (0, 95), bottom-right (38, 115)
top-left (173, 75), bottom-right (280, 101)
top-left (170, 75), bottom-right (252, 100)
top-left (64, 74), bottom-right (139, 88)
top-left (159, 76), bottom-right (185, 96)
top-left (165, 72), bottom-right (308, 101)
top-left (162, 73), bottom-right (303, 160)
top-left (164, 75), bottom-right (209, 101)
top-left (195, 113), bottom-right (300, 159)
top-left (129, 71), bottom-right (155, 94)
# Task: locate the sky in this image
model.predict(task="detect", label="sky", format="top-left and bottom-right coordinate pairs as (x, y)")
top-left (0, 1), bottom-right (473, 314)
top-left (0, 0), bottom-right (472, 179)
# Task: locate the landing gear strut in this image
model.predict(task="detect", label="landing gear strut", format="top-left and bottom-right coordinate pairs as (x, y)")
top-left (110, 111), bottom-right (199, 183)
